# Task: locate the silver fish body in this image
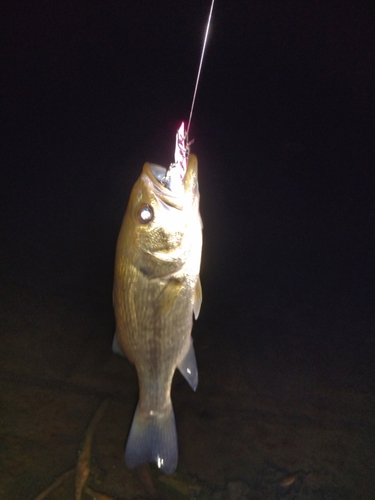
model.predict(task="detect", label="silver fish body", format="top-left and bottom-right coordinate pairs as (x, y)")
top-left (113, 154), bottom-right (202, 474)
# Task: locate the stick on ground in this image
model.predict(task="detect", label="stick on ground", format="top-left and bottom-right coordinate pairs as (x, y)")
top-left (75, 399), bottom-right (109, 500)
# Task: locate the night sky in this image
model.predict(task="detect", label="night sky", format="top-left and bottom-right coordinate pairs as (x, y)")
top-left (2, 1), bottom-right (374, 349)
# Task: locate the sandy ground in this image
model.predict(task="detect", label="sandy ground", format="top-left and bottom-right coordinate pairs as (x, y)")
top-left (1, 238), bottom-right (374, 500)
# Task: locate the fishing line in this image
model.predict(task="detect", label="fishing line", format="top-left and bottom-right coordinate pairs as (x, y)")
top-left (163, 0), bottom-right (215, 188)
top-left (186, 0), bottom-right (216, 137)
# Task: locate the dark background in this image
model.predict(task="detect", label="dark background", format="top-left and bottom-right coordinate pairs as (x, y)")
top-left (1, 0), bottom-right (374, 375)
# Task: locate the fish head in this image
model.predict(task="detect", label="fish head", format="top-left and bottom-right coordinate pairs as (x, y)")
top-left (120, 154), bottom-right (201, 276)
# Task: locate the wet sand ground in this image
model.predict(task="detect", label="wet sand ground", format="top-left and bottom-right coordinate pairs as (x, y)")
top-left (1, 242), bottom-right (374, 500)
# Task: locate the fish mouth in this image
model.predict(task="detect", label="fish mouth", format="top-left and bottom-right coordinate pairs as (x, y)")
top-left (143, 163), bottom-right (184, 210)
top-left (148, 163), bottom-right (168, 185)
top-left (148, 163), bottom-right (185, 195)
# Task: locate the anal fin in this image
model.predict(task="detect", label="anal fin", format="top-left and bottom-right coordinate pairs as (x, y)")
top-left (177, 337), bottom-right (198, 391)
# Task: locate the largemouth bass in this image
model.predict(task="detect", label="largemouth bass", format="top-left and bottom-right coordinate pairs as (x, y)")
top-left (112, 136), bottom-right (202, 474)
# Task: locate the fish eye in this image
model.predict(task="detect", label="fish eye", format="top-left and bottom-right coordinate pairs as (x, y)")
top-left (137, 204), bottom-right (153, 224)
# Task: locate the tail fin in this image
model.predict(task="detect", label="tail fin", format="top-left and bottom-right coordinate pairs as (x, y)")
top-left (125, 402), bottom-right (178, 475)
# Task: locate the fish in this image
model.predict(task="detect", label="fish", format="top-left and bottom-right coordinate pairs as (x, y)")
top-left (112, 125), bottom-right (202, 474)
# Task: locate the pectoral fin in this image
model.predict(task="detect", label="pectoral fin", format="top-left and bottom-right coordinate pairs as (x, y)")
top-left (158, 279), bottom-right (184, 314)
top-left (177, 337), bottom-right (198, 391)
top-left (193, 277), bottom-right (202, 319)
